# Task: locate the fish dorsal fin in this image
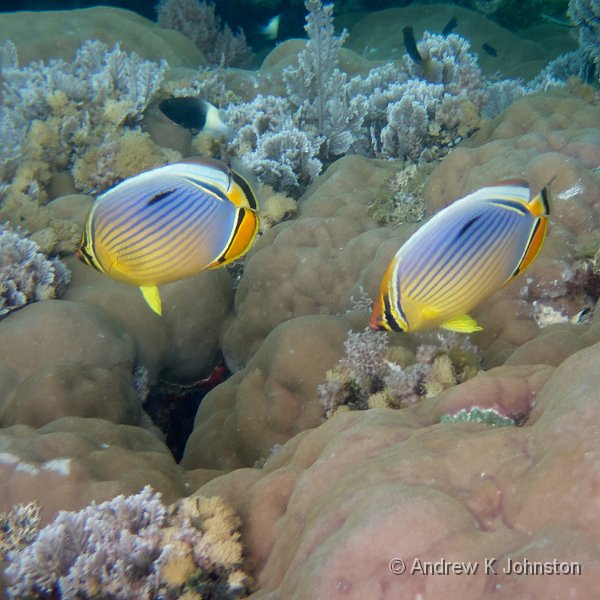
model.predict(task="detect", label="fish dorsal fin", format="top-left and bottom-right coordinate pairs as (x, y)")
top-left (528, 185), bottom-right (551, 217)
top-left (140, 285), bottom-right (162, 316)
top-left (440, 314), bottom-right (482, 333)
top-left (180, 157), bottom-right (232, 195)
top-left (489, 178), bottom-right (530, 189)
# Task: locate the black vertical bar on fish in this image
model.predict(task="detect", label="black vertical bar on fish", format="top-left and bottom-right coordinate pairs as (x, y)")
top-left (402, 26), bottom-right (422, 65)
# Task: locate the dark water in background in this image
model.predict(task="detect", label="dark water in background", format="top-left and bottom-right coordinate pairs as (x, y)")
top-left (0, 1), bottom-right (573, 50)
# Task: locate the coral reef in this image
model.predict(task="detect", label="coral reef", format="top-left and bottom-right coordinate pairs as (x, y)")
top-left (156, 0), bottom-right (253, 67)
top-left (0, 7), bottom-right (204, 67)
top-left (568, 0), bottom-right (600, 85)
top-left (225, 2), bottom-right (567, 196)
top-left (368, 163), bottom-right (428, 225)
top-left (0, 502), bottom-right (40, 562)
top-left (191, 345), bottom-right (600, 598)
top-left (282, 0), bottom-right (366, 158)
top-left (0, 38), bottom-right (182, 254)
top-left (0, 417), bottom-right (201, 520)
top-left (1, 3), bottom-right (600, 598)
top-left (439, 406), bottom-right (517, 426)
top-left (344, 3), bottom-right (576, 79)
top-left (0, 225), bottom-right (70, 318)
top-left (4, 486), bottom-right (252, 599)
top-left (318, 327), bottom-right (480, 418)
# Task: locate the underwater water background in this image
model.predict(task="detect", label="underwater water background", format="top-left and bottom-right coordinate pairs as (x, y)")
top-left (0, 0), bottom-right (599, 598)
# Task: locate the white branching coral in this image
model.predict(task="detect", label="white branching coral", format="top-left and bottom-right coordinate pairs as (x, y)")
top-left (0, 224), bottom-right (71, 317)
top-left (5, 487), bottom-right (252, 599)
top-left (318, 327), bottom-right (481, 418)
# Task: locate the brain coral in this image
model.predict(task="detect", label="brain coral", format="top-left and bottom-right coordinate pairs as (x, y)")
top-left (0, 417), bottom-right (192, 521)
top-left (181, 87), bottom-right (600, 475)
top-left (0, 6), bottom-right (205, 67)
top-left (194, 339), bottom-right (600, 598)
top-left (221, 90), bottom-right (600, 375)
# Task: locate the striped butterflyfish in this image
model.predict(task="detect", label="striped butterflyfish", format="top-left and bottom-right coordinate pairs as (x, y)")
top-left (370, 179), bottom-right (551, 334)
top-left (77, 157), bottom-right (260, 316)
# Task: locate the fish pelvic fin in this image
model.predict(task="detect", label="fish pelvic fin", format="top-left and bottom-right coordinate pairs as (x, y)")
top-left (140, 285), bottom-right (162, 316)
top-left (440, 314), bottom-right (482, 333)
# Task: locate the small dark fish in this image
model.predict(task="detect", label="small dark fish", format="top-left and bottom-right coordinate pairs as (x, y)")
top-left (481, 43), bottom-right (498, 57)
top-left (158, 97), bottom-right (232, 138)
top-left (441, 17), bottom-right (457, 36)
top-left (403, 26), bottom-right (422, 65)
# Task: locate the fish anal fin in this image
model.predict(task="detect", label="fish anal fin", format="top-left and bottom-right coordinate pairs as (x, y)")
top-left (440, 314), bottom-right (482, 333)
top-left (140, 285), bottom-right (162, 316)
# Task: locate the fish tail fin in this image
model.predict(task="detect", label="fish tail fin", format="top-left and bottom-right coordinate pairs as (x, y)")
top-left (204, 104), bottom-right (234, 139)
top-left (529, 183), bottom-right (551, 217)
top-left (230, 160), bottom-right (260, 210)
top-left (140, 285), bottom-right (162, 316)
top-left (209, 207), bottom-right (260, 269)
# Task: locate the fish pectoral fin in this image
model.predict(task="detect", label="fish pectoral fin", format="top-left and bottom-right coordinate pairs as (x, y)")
top-left (140, 285), bottom-right (162, 316)
top-left (440, 314), bottom-right (482, 333)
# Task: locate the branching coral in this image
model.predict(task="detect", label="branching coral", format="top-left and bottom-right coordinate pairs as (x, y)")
top-left (226, 3), bottom-right (546, 196)
top-left (4, 486), bottom-right (252, 600)
top-left (368, 163), bottom-right (429, 225)
top-left (0, 502), bottom-right (40, 562)
top-left (568, 0), bottom-right (600, 86)
top-left (226, 95), bottom-right (323, 195)
top-left (282, 0), bottom-right (367, 157)
top-left (318, 327), bottom-right (481, 418)
top-left (0, 225), bottom-right (71, 318)
top-left (0, 39), bottom-right (178, 251)
top-left (156, 0), bottom-right (252, 68)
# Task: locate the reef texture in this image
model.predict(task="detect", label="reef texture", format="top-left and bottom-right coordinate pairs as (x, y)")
top-left (0, 6), bottom-right (204, 67)
top-left (5, 487), bottom-right (252, 599)
top-left (156, 0), bottom-right (252, 68)
top-left (0, 225), bottom-right (70, 318)
top-left (568, 0), bottom-right (600, 85)
top-left (345, 4), bottom-right (577, 79)
top-left (195, 342), bottom-right (600, 599)
top-left (0, 3), bottom-right (600, 599)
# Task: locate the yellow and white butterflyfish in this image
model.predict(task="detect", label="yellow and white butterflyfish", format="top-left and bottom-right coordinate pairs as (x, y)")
top-left (370, 179), bottom-right (551, 334)
top-left (77, 157), bottom-right (260, 316)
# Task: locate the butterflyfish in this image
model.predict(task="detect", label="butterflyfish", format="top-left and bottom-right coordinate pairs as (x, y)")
top-left (77, 157), bottom-right (260, 316)
top-left (370, 179), bottom-right (551, 334)
top-left (158, 98), bottom-right (233, 139)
